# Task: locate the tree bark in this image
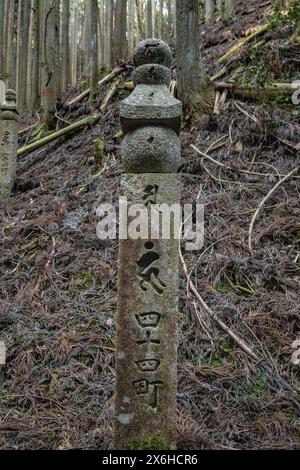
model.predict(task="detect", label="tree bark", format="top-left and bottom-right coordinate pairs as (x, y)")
top-left (135, 0), bottom-right (144, 40)
top-left (31, 0), bottom-right (41, 111)
top-left (158, 0), bottom-right (164, 39)
top-left (88, 0), bottom-right (99, 99)
top-left (62, 0), bottom-right (71, 91)
top-left (17, 0), bottom-right (30, 115)
top-left (114, 0), bottom-right (127, 60)
top-left (0, 1), bottom-right (5, 76)
top-left (105, 0), bottom-right (114, 67)
top-left (71, 0), bottom-right (79, 84)
top-left (128, 0), bottom-right (135, 54)
top-left (224, 0), bottom-right (235, 20)
top-left (146, 0), bottom-right (153, 38)
top-left (176, 0), bottom-right (214, 120)
top-left (205, 0), bottom-right (215, 24)
top-left (42, 0), bottom-right (60, 128)
top-left (98, 0), bottom-right (105, 69)
top-left (5, 0), bottom-right (16, 88)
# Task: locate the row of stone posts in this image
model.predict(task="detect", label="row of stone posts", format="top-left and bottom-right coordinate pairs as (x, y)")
top-left (114, 39), bottom-right (182, 450)
top-left (0, 80), bottom-right (18, 199)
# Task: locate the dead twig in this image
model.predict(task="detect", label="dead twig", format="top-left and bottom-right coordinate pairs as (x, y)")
top-left (179, 242), bottom-right (260, 361)
top-left (191, 144), bottom-right (300, 179)
top-left (100, 81), bottom-right (120, 112)
top-left (66, 66), bottom-right (125, 107)
top-left (248, 166), bottom-right (299, 254)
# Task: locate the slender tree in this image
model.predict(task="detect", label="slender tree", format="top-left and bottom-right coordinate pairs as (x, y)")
top-left (0, 1), bottom-right (4, 76)
top-left (146, 0), bottom-right (153, 37)
top-left (176, 0), bottom-right (214, 120)
top-left (135, 0), bottom-right (145, 40)
top-left (98, 0), bottom-right (105, 69)
top-left (31, 0), bottom-right (41, 111)
top-left (87, 0), bottom-right (99, 99)
top-left (158, 0), bottom-right (164, 39)
top-left (114, 0), bottom-right (127, 60)
top-left (42, 0), bottom-right (60, 127)
top-left (62, 0), bottom-right (71, 91)
top-left (224, 0), bottom-right (235, 19)
top-left (206, 0), bottom-right (215, 24)
top-left (71, 0), bottom-right (79, 84)
top-left (5, 0), bottom-right (16, 88)
top-left (167, 0), bottom-right (172, 40)
top-left (17, 0), bottom-right (30, 115)
top-left (105, 0), bottom-right (114, 67)
top-left (128, 0), bottom-right (135, 54)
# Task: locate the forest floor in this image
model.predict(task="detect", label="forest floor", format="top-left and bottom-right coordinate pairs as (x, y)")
top-left (0, 0), bottom-right (300, 450)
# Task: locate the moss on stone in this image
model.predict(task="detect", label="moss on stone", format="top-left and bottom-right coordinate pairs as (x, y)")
top-left (123, 433), bottom-right (173, 450)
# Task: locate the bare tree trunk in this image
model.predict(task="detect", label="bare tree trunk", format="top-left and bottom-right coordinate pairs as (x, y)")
top-left (98, 0), bottom-right (105, 69)
top-left (105, 0), bottom-right (114, 68)
top-left (42, 0), bottom-right (59, 127)
top-left (5, 0), bottom-right (16, 88)
top-left (87, 0), bottom-right (99, 99)
top-left (176, 0), bottom-right (214, 120)
top-left (128, 0), bottom-right (135, 54)
top-left (167, 0), bottom-right (172, 40)
top-left (146, 0), bottom-right (153, 38)
top-left (217, 0), bottom-right (224, 19)
top-left (158, 0), bottom-right (164, 39)
top-left (71, 0), bottom-right (78, 84)
top-left (115, 0), bottom-right (127, 60)
top-left (173, 0), bottom-right (176, 41)
top-left (205, 0), bottom-right (215, 24)
top-left (39, 0), bottom-right (45, 98)
top-left (0, 0), bottom-right (5, 75)
top-left (62, 0), bottom-right (71, 91)
top-left (135, 0), bottom-right (144, 40)
top-left (17, 0), bottom-right (30, 115)
top-left (27, 1), bottom-right (34, 111)
top-left (31, 0), bottom-right (41, 111)
top-left (224, 0), bottom-right (235, 19)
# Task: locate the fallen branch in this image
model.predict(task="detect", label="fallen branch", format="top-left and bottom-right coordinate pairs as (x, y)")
top-left (191, 144), bottom-right (300, 179)
top-left (18, 121), bottom-right (39, 135)
top-left (100, 80), bottom-right (120, 112)
top-left (179, 243), bottom-right (259, 361)
top-left (66, 67), bottom-right (125, 107)
top-left (210, 66), bottom-right (227, 82)
top-left (213, 81), bottom-right (296, 101)
top-left (217, 22), bottom-right (272, 64)
top-left (248, 166), bottom-right (299, 254)
top-left (18, 114), bottom-right (101, 157)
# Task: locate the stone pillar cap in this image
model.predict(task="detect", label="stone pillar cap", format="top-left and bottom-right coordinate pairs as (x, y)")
top-left (133, 39), bottom-right (172, 68)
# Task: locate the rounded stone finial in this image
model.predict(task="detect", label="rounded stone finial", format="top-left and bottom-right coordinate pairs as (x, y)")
top-left (5, 89), bottom-right (16, 104)
top-left (133, 39), bottom-right (172, 68)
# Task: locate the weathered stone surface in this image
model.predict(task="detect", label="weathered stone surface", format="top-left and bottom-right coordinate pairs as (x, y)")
top-left (133, 39), bottom-right (172, 68)
top-left (0, 89), bottom-right (18, 198)
top-left (120, 84), bottom-right (182, 135)
top-left (114, 174), bottom-right (181, 450)
top-left (0, 81), bottom-right (5, 105)
top-left (132, 64), bottom-right (171, 86)
top-left (122, 126), bottom-right (181, 173)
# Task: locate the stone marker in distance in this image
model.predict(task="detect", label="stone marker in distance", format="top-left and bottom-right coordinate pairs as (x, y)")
top-left (0, 89), bottom-right (19, 198)
top-left (114, 39), bottom-right (182, 450)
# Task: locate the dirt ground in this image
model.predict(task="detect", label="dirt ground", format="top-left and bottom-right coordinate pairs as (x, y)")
top-left (0, 1), bottom-right (299, 449)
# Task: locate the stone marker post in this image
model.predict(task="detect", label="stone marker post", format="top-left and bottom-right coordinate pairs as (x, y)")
top-left (0, 89), bottom-right (18, 198)
top-left (114, 39), bottom-right (182, 450)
